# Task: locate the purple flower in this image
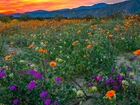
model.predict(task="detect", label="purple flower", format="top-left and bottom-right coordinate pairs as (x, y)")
top-left (1, 68), bottom-right (6, 71)
top-left (44, 98), bottom-right (51, 105)
top-left (0, 72), bottom-right (6, 78)
top-left (110, 79), bottom-right (116, 84)
top-left (55, 77), bottom-right (62, 83)
top-left (88, 82), bottom-right (93, 87)
top-left (119, 79), bottom-right (122, 83)
top-left (44, 60), bottom-right (48, 63)
top-left (53, 101), bottom-right (59, 105)
top-left (111, 67), bottom-right (115, 71)
top-left (130, 76), bottom-right (134, 79)
top-left (117, 74), bottom-right (123, 80)
top-left (40, 91), bottom-right (48, 98)
top-left (127, 68), bottom-right (131, 72)
top-left (92, 75), bottom-right (96, 79)
top-left (23, 70), bottom-right (27, 73)
top-left (29, 69), bottom-right (36, 75)
top-left (105, 79), bottom-right (111, 84)
top-left (27, 81), bottom-right (36, 90)
top-left (10, 85), bottom-right (16, 91)
top-left (35, 72), bottom-right (42, 79)
top-left (113, 85), bottom-right (119, 89)
top-left (13, 99), bottom-right (19, 105)
top-left (20, 70), bottom-right (27, 75)
top-left (134, 55), bottom-right (137, 59)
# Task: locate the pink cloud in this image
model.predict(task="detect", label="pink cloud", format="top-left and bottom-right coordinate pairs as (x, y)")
top-left (0, 0), bottom-right (126, 14)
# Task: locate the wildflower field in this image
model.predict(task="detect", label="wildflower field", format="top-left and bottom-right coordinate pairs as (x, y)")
top-left (0, 15), bottom-right (140, 105)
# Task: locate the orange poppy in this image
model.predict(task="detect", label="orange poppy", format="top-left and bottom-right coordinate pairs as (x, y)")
top-left (91, 41), bottom-right (95, 45)
top-left (38, 48), bottom-right (43, 53)
top-left (43, 49), bottom-right (48, 53)
top-left (50, 61), bottom-right (56, 67)
top-left (10, 51), bottom-right (15, 55)
top-left (5, 55), bottom-right (11, 59)
top-left (28, 44), bottom-right (34, 49)
top-left (133, 49), bottom-right (140, 55)
top-left (108, 34), bottom-right (113, 38)
top-left (90, 25), bottom-right (95, 29)
top-left (114, 27), bottom-right (118, 31)
top-left (77, 30), bottom-right (81, 34)
top-left (102, 30), bottom-right (105, 34)
top-left (106, 90), bottom-right (115, 98)
top-left (86, 45), bottom-right (91, 49)
top-left (72, 41), bottom-right (77, 45)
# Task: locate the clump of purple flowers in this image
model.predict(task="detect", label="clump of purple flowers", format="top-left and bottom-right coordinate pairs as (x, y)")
top-left (0, 72), bottom-right (6, 78)
top-left (40, 91), bottom-right (48, 98)
top-left (88, 82), bottom-right (93, 87)
top-left (55, 77), bottom-right (62, 83)
top-left (29, 69), bottom-right (36, 75)
top-left (13, 99), bottom-right (19, 105)
top-left (35, 72), bottom-right (42, 79)
top-left (44, 98), bottom-right (51, 105)
top-left (10, 85), bottom-right (16, 91)
top-left (27, 81), bottom-right (36, 90)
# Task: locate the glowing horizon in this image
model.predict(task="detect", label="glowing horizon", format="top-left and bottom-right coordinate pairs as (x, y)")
top-left (0, 0), bottom-right (126, 14)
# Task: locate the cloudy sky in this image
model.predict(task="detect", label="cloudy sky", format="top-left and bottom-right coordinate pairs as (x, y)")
top-left (0, 0), bottom-right (126, 14)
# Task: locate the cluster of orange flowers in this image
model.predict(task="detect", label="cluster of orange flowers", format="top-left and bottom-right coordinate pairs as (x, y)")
top-left (5, 51), bottom-right (15, 59)
top-left (38, 48), bottom-right (48, 53)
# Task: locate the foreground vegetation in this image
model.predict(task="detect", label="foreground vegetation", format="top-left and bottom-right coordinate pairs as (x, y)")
top-left (0, 15), bottom-right (140, 105)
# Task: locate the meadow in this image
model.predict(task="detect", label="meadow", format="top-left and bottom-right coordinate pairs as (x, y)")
top-left (0, 15), bottom-right (140, 105)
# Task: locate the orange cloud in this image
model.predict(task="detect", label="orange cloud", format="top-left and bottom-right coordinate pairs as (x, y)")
top-left (0, 0), bottom-right (125, 14)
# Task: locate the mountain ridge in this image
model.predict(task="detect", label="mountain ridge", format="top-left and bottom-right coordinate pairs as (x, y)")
top-left (0, 0), bottom-right (140, 18)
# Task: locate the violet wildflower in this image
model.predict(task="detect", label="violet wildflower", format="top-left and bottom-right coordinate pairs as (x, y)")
top-left (1, 68), bottom-right (6, 71)
top-left (55, 77), bottom-right (62, 83)
top-left (10, 85), bottom-right (16, 91)
top-left (53, 101), bottom-right (59, 105)
top-left (20, 70), bottom-right (27, 75)
top-left (35, 72), bottom-right (42, 79)
top-left (127, 68), bottom-right (131, 72)
top-left (40, 91), bottom-right (48, 98)
top-left (29, 69), bottom-right (36, 75)
top-left (130, 76), bottom-right (134, 79)
top-left (0, 72), bottom-right (6, 78)
top-left (44, 98), bottom-right (51, 105)
top-left (111, 67), bottom-right (115, 71)
top-left (44, 60), bottom-right (48, 63)
top-left (92, 75), bottom-right (96, 79)
top-left (113, 85), bottom-right (119, 89)
top-left (27, 81), bottom-right (36, 90)
top-left (13, 99), bottom-right (19, 105)
top-left (88, 82), bottom-right (93, 87)
top-left (117, 74), bottom-right (123, 80)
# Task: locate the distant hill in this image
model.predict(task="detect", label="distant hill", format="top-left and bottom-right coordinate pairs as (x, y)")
top-left (72, 3), bottom-right (109, 10)
top-left (1, 0), bottom-right (140, 18)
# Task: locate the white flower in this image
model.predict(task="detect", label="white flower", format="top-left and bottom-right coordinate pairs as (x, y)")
top-left (76, 90), bottom-right (84, 97)
top-left (20, 60), bottom-right (25, 63)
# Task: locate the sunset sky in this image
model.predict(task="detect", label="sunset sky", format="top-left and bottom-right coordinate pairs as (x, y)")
top-left (0, 0), bottom-right (126, 14)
